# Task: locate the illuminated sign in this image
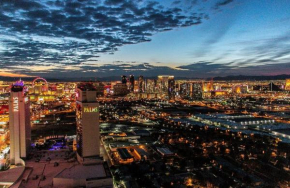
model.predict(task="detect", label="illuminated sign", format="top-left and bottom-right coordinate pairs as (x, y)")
top-left (13, 97), bottom-right (19, 112)
top-left (84, 107), bottom-right (98, 113)
top-left (286, 79), bottom-right (290, 90)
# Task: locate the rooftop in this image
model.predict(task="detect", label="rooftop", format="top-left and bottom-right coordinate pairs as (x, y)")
top-left (11, 85), bottom-right (24, 92)
top-left (0, 166), bottom-right (25, 186)
top-left (77, 82), bottom-right (96, 91)
top-left (55, 163), bottom-right (109, 180)
top-left (133, 130), bottom-right (151, 135)
top-left (117, 148), bottom-right (133, 160)
top-left (156, 147), bottom-right (174, 155)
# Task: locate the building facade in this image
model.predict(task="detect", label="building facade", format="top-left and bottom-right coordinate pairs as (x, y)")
top-left (191, 82), bottom-right (203, 100)
top-left (146, 79), bottom-right (157, 93)
top-left (113, 83), bottom-right (129, 96)
top-left (76, 83), bottom-right (100, 162)
top-left (138, 76), bottom-right (145, 93)
top-left (157, 75), bottom-right (175, 99)
top-left (121, 75), bottom-right (127, 84)
top-left (168, 76), bottom-right (175, 99)
top-left (129, 75), bottom-right (135, 92)
top-left (9, 81), bottom-right (31, 165)
top-left (179, 83), bottom-right (191, 98)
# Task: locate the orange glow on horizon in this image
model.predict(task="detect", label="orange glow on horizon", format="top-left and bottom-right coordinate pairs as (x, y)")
top-left (0, 71), bottom-right (32, 78)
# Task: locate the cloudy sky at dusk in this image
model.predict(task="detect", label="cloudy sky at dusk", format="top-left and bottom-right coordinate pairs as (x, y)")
top-left (0, 0), bottom-right (290, 78)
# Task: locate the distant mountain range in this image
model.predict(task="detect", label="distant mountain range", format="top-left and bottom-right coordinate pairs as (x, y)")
top-left (212, 74), bottom-right (290, 81)
top-left (1, 74), bottom-right (290, 82)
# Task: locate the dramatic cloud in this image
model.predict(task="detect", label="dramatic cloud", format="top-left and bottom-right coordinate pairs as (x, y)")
top-left (5, 0), bottom-right (287, 78)
top-left (0, 0), bottom-right (214, 72)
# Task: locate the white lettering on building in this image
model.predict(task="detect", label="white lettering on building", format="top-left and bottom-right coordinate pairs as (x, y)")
top-left (13, 97), bottom-right (19, 112)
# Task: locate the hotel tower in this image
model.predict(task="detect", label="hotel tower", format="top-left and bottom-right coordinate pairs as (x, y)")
top-left (9, 80), bottom-right (31, 165)
top-left (76, 83), bottom-right (100, 163)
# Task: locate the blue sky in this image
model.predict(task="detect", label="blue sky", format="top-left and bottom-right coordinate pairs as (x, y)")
top-left (0, 0), bottom-right (290, 78)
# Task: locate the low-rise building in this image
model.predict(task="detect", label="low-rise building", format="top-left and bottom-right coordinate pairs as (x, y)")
top-left (113, 83), bottom-right (129, 96)
top-left (53, 163), bottom-right (112, 188)
top-left (116, 148), bottom-right (134, 164)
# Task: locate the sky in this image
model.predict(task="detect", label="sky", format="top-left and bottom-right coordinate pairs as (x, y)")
top-left (0, 0), bottom-right (290, 78)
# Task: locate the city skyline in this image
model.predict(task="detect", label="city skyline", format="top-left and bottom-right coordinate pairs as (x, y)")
top-left (1, 75), bottom-right (290, 187)
top-left (1, 0), bottom-right (290, 78)
top-left (1, 1), bottom-right (290, 185)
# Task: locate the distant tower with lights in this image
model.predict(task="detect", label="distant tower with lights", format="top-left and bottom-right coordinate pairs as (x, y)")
top-left (157, 75), bottom-right (175, 99)
top-left (9, 80), bottom-right (31, 165)
top-left (121, 75), bottom-right (127, 84)
top-left (191, 82), bottom-right (203, 100)
top-left (168, 76), bottom-right (175, 100)
top-left (76, 83), bottom-right (100, 163)
top-left (138, 75), bottom-right (145, 93)
top-left (285, 79), bottom-right (290, 90)
top-left (129, 75), bottom-right (135, 92)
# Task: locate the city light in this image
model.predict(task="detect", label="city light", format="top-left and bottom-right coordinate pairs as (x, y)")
top-left (0, 1), bottom-right (290, 187)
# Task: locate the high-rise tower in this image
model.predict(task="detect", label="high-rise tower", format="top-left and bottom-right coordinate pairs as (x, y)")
top-left (168, 76), bottom-right (175, 100)
top-left (129, 75), bottom-right (135, 92)
top-left (9, 80), bottom-right (30, 165)
top-left (157, 75), bottom-right (175, 98)
top-left (191, 82), bottom-right (203, 100)
top-left (76, 83), bottom-right (100, 163)
top-left (138, 75), bottom-right (144, 93)
top-left (121, 75), bottom-right (127, 84)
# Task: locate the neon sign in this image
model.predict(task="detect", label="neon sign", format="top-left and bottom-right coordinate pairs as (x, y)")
top-left (13, 97), bottom-right (19, 112)
top-left (84, 107), bottom-right (98, 113)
